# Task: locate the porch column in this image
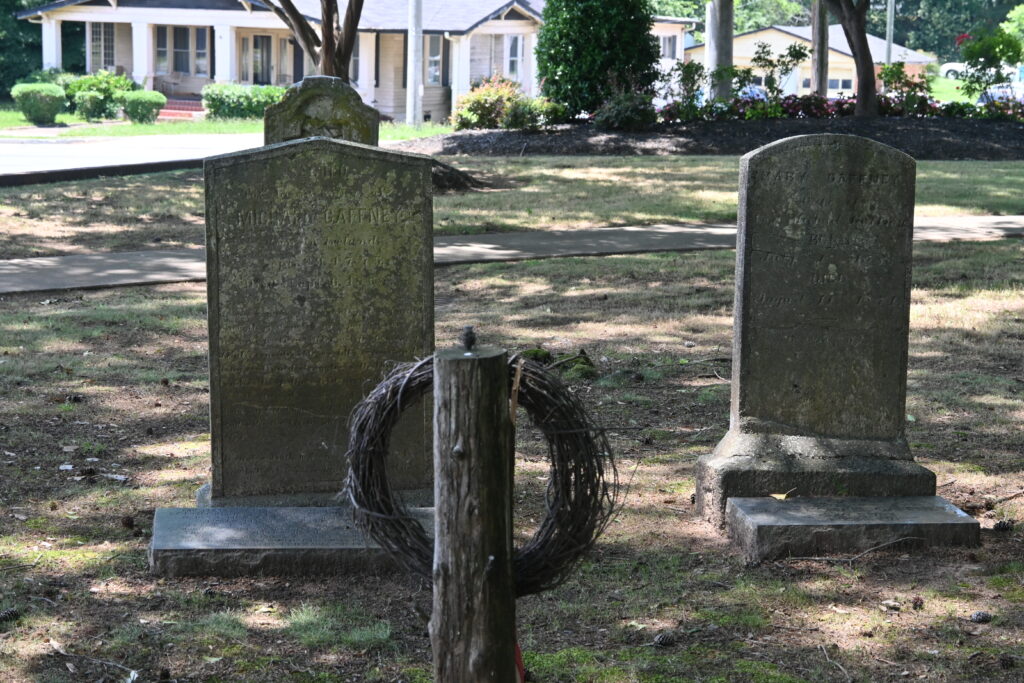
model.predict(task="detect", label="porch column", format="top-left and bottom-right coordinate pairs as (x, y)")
top-left (450, 35), bottom-right (472, 103)
top-left (523, 32), bottom-right (537, 97)
top-left (214, 25), bottom-right (237, 83)
top-left (41, 16), bottom-right (63, 69)
top-left (131, 23), bottom-right (155, 89)
top-left (357, 31), bottom-right (375, 105)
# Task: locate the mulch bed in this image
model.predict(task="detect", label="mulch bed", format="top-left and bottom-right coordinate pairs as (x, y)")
top-left (394, 117), bottom-right (1024, 161)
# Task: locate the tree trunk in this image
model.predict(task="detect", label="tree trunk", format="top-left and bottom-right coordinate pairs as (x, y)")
top-left (430, 345), bottom-right (517, 683)
top-left (824, 0), bottom-right (877, 117)
top-left (334, 0), bottom-right (364, 82)
top-left (707, 0), bottom-right (734, 101)
top-left (811, 0), bottom-right (829, 97)
top-left (320, 0), bottom-right (337, 76)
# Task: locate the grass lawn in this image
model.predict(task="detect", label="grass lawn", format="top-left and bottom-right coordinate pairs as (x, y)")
top-left (0, 158), bottom-right (1021, 259)
top-left (0, 239), bottom-right (1022, 681)
top-left (0, 102), bottom-right (82, 130)
top-left (930, 76), bottom-right (971, 103)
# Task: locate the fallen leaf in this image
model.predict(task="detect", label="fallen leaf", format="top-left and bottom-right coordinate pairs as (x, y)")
top-left (48, 638), bottom-right (68, 655)
top-left (204, 656), bottom-right (223, 664)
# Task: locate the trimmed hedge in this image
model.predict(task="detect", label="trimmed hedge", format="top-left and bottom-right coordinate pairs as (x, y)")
top-left (74, 90), bottom-right (106, 121)
top-left (202, 83), bottom-right (286, 119)
top-left (10, 83), bottom-right (66, 125)
top-left (122, 90), bottom-right (168, 124)
top-left (65, 70), bottom-right (137, 117)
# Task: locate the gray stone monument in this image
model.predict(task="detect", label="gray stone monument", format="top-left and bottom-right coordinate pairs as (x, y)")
top-left (696, 134), bottom-right (938, 526)
top-left (264, 76), bottom-right (379, 146)
top-left (150, 137), bottom-right (434, 575)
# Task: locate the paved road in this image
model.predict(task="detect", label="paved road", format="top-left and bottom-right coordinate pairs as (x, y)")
top-left (0, 133), bottom-right (263, 175)
top-left (1, 217), bottom-right (1021, 295)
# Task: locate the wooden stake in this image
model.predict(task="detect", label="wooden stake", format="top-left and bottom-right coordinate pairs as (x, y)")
top-left (431, 343), bottom-right (517, 682)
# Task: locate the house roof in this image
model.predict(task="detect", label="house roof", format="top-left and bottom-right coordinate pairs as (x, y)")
top-left (17, 0), bottom-right (547, 34)
top-left (689, 24), bottom-right (935, 64)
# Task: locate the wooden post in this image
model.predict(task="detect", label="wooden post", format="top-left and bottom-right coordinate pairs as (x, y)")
top-left (430, 339), bottom-right (517, 682)
top-left (811, 0), bottom-right (829, 96)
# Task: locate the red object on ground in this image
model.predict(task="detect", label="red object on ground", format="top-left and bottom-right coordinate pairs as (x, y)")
top-left (515, 641), bottom-right (526, 683)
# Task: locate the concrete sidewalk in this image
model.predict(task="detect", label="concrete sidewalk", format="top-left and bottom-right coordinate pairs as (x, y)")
top-left (1, 216), bottom-right (1022, 295)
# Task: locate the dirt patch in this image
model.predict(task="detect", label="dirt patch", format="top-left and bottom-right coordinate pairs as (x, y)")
top-left (393, 117), bottom-right (1024, 161)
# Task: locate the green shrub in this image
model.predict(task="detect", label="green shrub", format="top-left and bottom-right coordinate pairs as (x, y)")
top-left (501, 96), bottom-right (568, 131)
top-left (122, 90), bottom-right (167, 124)
top-left (593, 91), bottom-right (657, 131)
top-left (16, 68), bottom-right (81, 93)
top-left (10, 83), bottom-right (66, 125)
top-left (74, 90), bottom-right (106, 120)
top-left (536, 0), bottom-right (659, 115)
top-left (452, 76), bottom-right (523, 130)
top-left (202, 83), bottom-right (286, 118)
top-left (65, 70), bottom-right (136, 117)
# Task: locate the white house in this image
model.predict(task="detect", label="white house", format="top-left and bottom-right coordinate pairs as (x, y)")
top-left (17, 0), bottom-right (696, 121)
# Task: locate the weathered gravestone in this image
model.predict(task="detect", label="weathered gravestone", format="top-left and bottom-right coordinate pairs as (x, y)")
top-left (150, 137), bottom-right (434, 575)
top-left (695, 135), bottom-right (977, 557)
top-left (264, 76), bottom-right (379, 146)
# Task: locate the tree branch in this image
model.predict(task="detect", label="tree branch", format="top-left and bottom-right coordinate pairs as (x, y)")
top-left (335, 0), bottom-right (365, 80)
top-left (320, 0), bottom-right (338, 76)
top-left (266, 0), bottom-right (322, 67)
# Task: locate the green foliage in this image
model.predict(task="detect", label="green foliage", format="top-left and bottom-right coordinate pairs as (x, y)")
top-left (15, 67), bottom-right (79, 92)
top-left (0, 0), bottom-right (41, 97)
top-left (10, 82), bottom-right (65, 124)
top-left (879, 61), bottom-right (934, 115)
top-left (73, 89), bottom-right (105, 121)
top-left (537, 0), bottom-right (660, 115)
top-left (65, 70), bottom-right (137, 117)
top-left (959, 27), bottom-right (1024, 98)
top-left (867, 0), bottom-right (1020, 62)
top-left (651, 0), bottom-right (806, 33)
top-left (452, 76), bottom-right (523, 129)
top-left (122, 90), bottom-right (167, 124)
top-left (201, 83), bottom-right (286, 119)
top-left (502, 96), bottom-right (569, 132)
top-left (1003, 4), bottom-right (1024, 43)
top-left (660, 60), bottom-right (705, 121)
top-left (750, 41), bottom-right (810, 101)
top-left (285, 604), bottom-right (391, 650)
top-left (593, 91), bottom-right (658, 131)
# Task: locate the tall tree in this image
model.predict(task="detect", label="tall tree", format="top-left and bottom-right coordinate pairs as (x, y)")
top-left (537, 0), bottom-right (660, 115)
top-left (1, 0), bottom-right (41, 96)
top-left (261, 0), bottom-right (363, 79)
top-left (822, 0), bottom-right (877, 116)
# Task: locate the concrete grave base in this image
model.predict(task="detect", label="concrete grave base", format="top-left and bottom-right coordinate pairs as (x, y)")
top-left (695, 429), bottom-right (936, 526)
top-left (726, 496), bottom-right (980, 563)
top-left (149, 506), bottom-right (432, 577)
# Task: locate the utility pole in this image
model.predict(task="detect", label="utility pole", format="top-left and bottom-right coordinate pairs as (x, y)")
top-left (885, 0), bottom-right (895, 65)
top-left (406, 0), bottom-right (423, 125)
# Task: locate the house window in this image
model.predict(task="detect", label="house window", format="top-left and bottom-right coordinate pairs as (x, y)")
top-left (173, 27), bottom-right (190, 73)
top-left (349, 35), bottom-right (360, 84)
top-left (425, 35), bottom-right (441, 85)
top-left (828, 78), bottom-right (840, 89)
top-left (507, 35), bottom-right (522, 79)
top-left (279, 38), bottom-right (291, 84)
top-left (91, 23), bottom-right (115, 71)
top-left (802, 77), bottom-right (811, 88)
top-left (841, 78), bottom-right (853, 90)
top-left (751, 75), bottom-right (764, 86)
top-left (660, 35), bottom-right (677, 59)
top-left (240, 37), bottom-right (251, 82)
top-left (155, 26), bottom-right (168, 74)
top-left (195, 28), bottom-right (209, 77)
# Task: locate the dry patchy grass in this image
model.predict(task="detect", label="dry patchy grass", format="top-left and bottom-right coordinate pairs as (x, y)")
top-left (0, 240), bottom-right (1022, 681)
top-left (1, 160), bottom-right (1022, 259)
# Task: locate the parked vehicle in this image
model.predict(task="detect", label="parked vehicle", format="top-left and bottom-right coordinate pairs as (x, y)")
top-left (976, 82), bottom-right (1024, 104)
top-left (939, 62), bottom-right (966, 78)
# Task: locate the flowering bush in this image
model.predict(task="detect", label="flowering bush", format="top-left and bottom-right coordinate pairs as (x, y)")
top-left (452, 77), bottom-right (524, 130)
top-left (780, 94), bottom-right (831, 118)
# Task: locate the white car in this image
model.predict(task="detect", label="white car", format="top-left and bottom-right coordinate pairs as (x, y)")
top-left (940, 62), bottom-right (966, 79)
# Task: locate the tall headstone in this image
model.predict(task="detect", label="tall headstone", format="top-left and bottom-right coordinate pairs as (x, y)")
top-left (264, 76), bottom-right (379, 146)
top-left (695, 134), bottom-right (936, 525)
top-left (199, 137), bottom-right (433, 507)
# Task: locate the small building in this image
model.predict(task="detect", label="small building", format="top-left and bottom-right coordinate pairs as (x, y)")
top-left (686, 24), bottom-right (936, 98)
top-left (16, 0), bottom-right (695, 121)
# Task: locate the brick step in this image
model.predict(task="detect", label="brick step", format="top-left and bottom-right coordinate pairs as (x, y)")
top-left (164, 99), bottom-right (204, 112)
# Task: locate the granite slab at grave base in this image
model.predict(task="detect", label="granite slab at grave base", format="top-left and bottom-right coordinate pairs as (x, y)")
top-left (149, 506), bottom-right (432, 577)
top-left (726, 496), bottom-right (980, 563)
top-left (695, 430), bottom-right (936, 526)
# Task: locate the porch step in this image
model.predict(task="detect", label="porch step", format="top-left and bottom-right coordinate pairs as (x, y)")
top-left (164, 98), bottom-right (204, 112)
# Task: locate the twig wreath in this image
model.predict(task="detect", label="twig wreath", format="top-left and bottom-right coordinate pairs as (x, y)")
top-left (346, 354), bottom-right (618, 597)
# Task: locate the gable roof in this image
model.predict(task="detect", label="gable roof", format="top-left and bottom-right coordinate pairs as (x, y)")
top-left (689, 24), bottom-right (935, 64)
top-left (16, 0), bottom-right (547, 34)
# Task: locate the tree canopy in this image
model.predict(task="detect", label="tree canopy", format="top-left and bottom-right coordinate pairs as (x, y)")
top-left (865, 0), bottom-right (1020, 62)
top-left (536, 0), bottom-right (660, 115)
top-left (1, 0), bottom-right (41, 96)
